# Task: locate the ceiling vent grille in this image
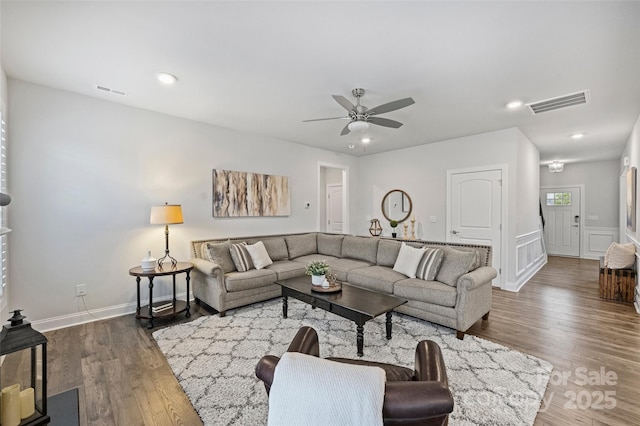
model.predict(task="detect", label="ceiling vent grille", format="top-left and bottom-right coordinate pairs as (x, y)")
top-left (526, 90), bottom-right (590, 114)
top-left (95, 85), bottom-right (127, 96)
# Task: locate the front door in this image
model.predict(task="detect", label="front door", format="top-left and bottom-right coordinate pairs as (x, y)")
top-left (540, 187), bottom-right (581, 257)
top-left (327, 184), bottom-right (343, 233)
top-left (449, 169), bottom-right (502, 285)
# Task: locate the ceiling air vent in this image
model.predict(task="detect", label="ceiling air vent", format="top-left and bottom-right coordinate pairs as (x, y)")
top-left (526, 90), bottom-right (590, 114)
top-left (95, 85), bottom-right (127, 96)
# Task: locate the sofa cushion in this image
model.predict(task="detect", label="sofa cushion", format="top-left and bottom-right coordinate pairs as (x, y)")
top-left (436, 247), bottom-right (476, 286)
top-left (224, 269), bottom-right (278, 292)
top-left (605, 242), bottom-right (636, 269)
top-left (245, 241), bottom-right (273, 270)
top-left (415, 248), bottom-right (444, 281)
top-left (341, 236), bottom-right (379, 264)
top-left (394, 279), bottom-right (457, 308)
top-left (377, 240), bottom-right (402, 267)
top-left (230, 242), bottom-right (254, 272)
top-left (263, 237), bottom-right (289, 261)
top-left (285, 234), bottom-right (318, 259)
top-left (393, 243), bottom-right (426, 278)
top-left (347, 266), bottom-right (406, 294)
top-left (201, 240), bottom-right (236, 273)
top-left (317, 233), bottom-right (344, 258)
top-left (266, 260), bottom-right (306, 281)
top-left (327, 258), bottom-right (373, 282)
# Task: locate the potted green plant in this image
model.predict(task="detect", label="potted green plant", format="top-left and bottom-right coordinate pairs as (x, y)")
top-left (389, 220), bottom-right (398, 238)
top-left (305, 260), bottom-right (330, 285)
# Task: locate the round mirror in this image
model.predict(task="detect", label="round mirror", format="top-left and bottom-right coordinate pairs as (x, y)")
top-left (381, 189), bottom-right (412, 223)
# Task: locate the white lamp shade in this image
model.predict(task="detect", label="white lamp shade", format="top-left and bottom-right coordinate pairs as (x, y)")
top-left (150, 204), bottom-right (184, 224)
top-left (348, 121), bottom-right (370, 132)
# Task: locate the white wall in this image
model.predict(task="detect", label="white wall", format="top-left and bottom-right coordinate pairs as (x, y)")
top-left (7, 79), bottom-right (358, 326)
top-left (539, 160), bottom-right (620, 259)
top-left (0, 5), bottom-right (9, 322)
top-left (540, 160), bottom-right (619, 227)
top-left (355, 127), bottom-right (543, 291)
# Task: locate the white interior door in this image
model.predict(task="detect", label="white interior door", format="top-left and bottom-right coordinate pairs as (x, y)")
top-left (327, 184), bottom-right (343, 233)
top-left (540, 187), bottom-right (581, 257)
top-left (449, 169), bottom-right (502, 284)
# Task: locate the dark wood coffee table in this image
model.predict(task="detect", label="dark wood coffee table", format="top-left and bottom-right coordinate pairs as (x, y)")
top-left (276, 276), bottom-right (408, 357)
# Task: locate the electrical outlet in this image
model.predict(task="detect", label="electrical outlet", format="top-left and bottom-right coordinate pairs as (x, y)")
top-left (76, 284), bottom-right (87, 297)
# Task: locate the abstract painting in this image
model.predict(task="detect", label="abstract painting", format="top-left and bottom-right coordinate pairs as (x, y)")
top-left (213, 169), bottom-right (290, 217)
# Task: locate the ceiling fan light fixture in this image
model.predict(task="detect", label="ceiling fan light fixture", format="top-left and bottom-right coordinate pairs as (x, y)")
top-left (361, 137), bottom-right (371, 144)
top-left (348, 121), bottom-right (369, 132)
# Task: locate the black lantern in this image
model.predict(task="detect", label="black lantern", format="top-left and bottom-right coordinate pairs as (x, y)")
top-left (0, 310), bottom-right (49, 426)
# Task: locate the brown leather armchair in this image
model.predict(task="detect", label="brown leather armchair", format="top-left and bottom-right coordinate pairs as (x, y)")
top-left (255, 326), bottom-right (454, 426)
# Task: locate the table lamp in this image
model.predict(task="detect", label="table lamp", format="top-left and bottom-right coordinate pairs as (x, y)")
top-left (150, 202), bottom-right (183, 267)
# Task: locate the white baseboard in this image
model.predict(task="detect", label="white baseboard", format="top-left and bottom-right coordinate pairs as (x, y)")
top-left (32, 292), bottom-right (190, 333)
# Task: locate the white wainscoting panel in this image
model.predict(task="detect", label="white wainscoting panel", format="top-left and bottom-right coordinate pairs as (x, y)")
top-left (510, 229), bottom-right (547, 291)
top-left (582, 227), bottom-right (618, 260)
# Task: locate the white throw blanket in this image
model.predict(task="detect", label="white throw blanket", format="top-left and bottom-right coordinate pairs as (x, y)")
top-left (267, 352), bottom-right (386, 426)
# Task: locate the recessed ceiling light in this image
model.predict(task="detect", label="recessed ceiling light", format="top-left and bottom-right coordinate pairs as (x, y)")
top-left (571, 133), bottom-right (584, 140)
top-left (157, 72), bottom-right (177, 85)
top-left (506, 100), bottom-right (523, 109)
top-left (348, 143), bottom-right (355, 149)
top-left (361, 137), bottom-right (371, 144)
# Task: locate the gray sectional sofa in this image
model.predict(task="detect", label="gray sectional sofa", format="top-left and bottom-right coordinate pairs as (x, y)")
top-left (190, 232), bottom-right (497, 338)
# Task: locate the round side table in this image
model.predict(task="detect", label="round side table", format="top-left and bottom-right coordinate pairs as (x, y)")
top-left (128, 262), bottom-right (194, 329)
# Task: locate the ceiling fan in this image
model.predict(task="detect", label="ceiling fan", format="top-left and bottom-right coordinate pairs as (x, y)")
top-left (303, 88), bottom-right (415, 136)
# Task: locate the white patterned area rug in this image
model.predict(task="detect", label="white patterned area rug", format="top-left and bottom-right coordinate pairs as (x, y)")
top-left (153, 299), bottom-right (553, 426)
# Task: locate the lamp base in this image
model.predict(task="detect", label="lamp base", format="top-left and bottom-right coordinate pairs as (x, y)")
top-left (157, 252), bottom-right (178, 269)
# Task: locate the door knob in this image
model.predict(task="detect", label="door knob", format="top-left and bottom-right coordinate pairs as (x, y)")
top-left (451, 230), bottom-right (460, 235)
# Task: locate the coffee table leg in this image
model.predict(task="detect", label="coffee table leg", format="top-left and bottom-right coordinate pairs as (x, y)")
top-left (283, 295), bottom-right (288, 319)
top-left (356, 323), bottom-right (364, 357)
top-left (386, 312), bottom-right (393, 340)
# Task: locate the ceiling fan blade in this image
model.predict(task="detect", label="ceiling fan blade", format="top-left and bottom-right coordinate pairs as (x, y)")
top-left (340, 123), bottom-right (351, 136)
top-left (332, 95), bottom-right (356, 112)
top-left (302, 116), bottom-right (349, 122)
top-left (368, 117), bottom-right (404, 128)
top-left (368, 98), bottom-right (415, 116)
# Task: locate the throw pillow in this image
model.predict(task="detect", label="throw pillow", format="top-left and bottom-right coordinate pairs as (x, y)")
top-left (605, 242), bottom-right (636, 269)
top-left (436, 246), bottom-right (477, 286)
top-left (229, 242), bottom-right (254, 272)
top-left (415, 248), bottom-right (444, 281)
top-left (392, 243), bottom-right (426, 278)
top-left (201, 241), bottom-right (236, 273)
top-left (245, 241), bottom-right (274, 270)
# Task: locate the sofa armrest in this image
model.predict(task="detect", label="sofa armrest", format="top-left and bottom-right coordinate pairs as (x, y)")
top-left (383, 381), bottom-right (454, 421)
top-left (414, 340), bottom-right (448, 384)
top-left (457, 266), bottom-right (497, 291)
top-left (191, 257), bottom-right (224, 277)
top-left (286, 326), bottom-right (320, 356)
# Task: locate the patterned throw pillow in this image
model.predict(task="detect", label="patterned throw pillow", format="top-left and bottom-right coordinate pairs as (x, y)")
top-left (415, 248), bottom-right (444, 281)
top-left (229, 242), bottom-right (254, 272)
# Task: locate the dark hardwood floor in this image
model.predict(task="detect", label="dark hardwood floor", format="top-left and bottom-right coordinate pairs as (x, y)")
top-left (2, 256), bottom-right (639, 425)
